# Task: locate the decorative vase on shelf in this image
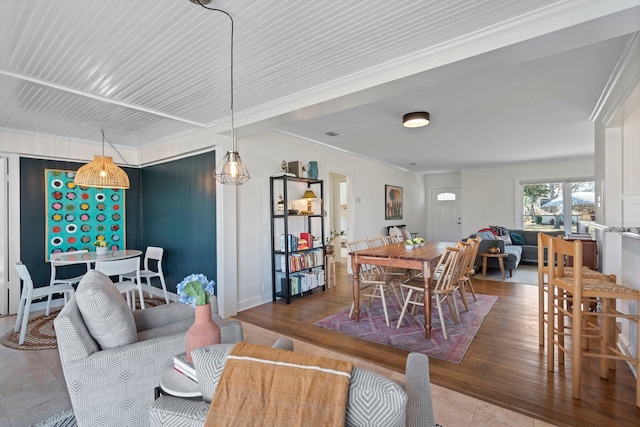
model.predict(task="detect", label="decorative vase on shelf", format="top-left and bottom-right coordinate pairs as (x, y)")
top-left (185, 303), bottom-right (221, 363)
top-left (96, 246), bottom-right (107, 256)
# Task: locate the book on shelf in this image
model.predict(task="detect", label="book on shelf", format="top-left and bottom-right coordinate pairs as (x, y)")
top-left (173, 353), bottom-right (197, 382)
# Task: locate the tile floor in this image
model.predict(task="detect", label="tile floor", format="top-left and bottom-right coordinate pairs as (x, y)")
top-left (0, 312), bottom-right (557, 426)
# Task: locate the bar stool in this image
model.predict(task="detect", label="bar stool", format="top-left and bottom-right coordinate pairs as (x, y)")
top-left (325, 253), bottom-right (335, 288)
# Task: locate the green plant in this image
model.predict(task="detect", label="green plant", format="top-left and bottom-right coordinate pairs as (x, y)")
top-left (325, 229), bottom-right (345, 245)
top-left (488, 240), bottom-right (499, 248)
top-left (93, 239), bottom-right (108, 248)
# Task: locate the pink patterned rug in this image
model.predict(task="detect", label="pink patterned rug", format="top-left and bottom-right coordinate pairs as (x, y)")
top-left (314, 293), bottom-right (497, 364)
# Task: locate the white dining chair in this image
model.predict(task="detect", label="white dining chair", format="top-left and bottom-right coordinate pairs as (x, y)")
top-left (122, 246), bottom-right (168, 303)
top-left (14, 261), bottom-right (75, 345)
top-left (95, 257), bottom-right (144, 310)
top-left (48, 249), bottom-right (90, 314)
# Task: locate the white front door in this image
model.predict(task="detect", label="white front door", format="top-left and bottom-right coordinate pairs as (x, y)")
top-left (431, 187), bottom-right (462, 241)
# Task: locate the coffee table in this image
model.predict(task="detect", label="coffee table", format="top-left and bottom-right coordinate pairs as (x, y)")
top-left (480, 252), bottom-right (508, 280)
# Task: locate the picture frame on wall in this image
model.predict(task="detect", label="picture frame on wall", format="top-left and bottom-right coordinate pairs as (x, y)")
top-left (385, 185), bottom-right (403, 220)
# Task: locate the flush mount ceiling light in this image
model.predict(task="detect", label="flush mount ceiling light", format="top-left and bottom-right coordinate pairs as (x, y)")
top-left (402, 112), bottom-right (430, 128)
top-left (192, 0), bottom-right (250, 185)
top-left (74, 129), bottom-right (130, 189)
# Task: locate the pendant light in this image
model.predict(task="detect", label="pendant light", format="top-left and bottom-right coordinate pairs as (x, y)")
top-left (74, 129), bottom-right (130, 189)
top-left (192, 0), bottom-right (250, 185)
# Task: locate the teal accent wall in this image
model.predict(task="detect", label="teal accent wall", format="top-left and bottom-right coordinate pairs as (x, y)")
top-left (140, 151), bottom-right (217, 293)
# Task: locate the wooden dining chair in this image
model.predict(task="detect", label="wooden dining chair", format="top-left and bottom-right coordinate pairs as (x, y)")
top-left (95, 257), bottom-right (144, 310)
top-left (347, 239), bottom-right (401, 327)
top-left (14, 261), bottom-right (75, 345)
top-left (459, 236), bottom-right (481, 303)
top-left (547, 236), bottom-right (640, 407)
top-left (396, 245), bottom-right (462, 340)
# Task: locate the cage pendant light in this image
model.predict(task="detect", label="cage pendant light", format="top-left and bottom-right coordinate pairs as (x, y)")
top-left (74, 130), bottom-right (130, 189)
top-left (194, 0), bottom-right (250, 185)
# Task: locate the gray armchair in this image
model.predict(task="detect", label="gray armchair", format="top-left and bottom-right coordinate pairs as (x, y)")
top-left (54, 270), bottom-right (243, 427)
top-left (149, 342), bottom-right (436, 427)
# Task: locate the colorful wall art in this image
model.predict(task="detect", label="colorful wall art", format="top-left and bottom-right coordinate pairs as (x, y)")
top-left (385, 184), bottom-right (403, 220)
top-left (45, 169), bottom-right (125, 259)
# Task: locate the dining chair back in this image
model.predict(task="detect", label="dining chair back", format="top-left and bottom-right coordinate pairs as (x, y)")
top-left (397, 246), bottom-right (462, 339)
top-left (95, 257), bottom-right (144, 310)
top-left (367, 235), bottom-right (388, 248)
top-left (122, 246), bottom-right (168, 303)
top-left (49, 249), bottom-right (90, 314)
top-left (347, 239), bottom-right (401, 327)
top-left (14, 261), bottom-right (75, 345)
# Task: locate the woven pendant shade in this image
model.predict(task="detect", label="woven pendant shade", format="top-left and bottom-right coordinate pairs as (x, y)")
top-left (213, 151), bottom-right (250, 185)
top-left (74, 155), bottom-right (130, 189)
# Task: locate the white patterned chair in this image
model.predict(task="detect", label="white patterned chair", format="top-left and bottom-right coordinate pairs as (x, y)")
top-left (149, 343), bottom-right (437, 427)
top-left (54, 270), bottom-right (243, 427)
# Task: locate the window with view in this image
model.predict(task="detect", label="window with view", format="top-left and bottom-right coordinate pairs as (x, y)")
top-left (522, 180), bottom-right (595, 234)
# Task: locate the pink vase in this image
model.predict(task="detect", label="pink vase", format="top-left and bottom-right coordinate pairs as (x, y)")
top-left (185, 303), bottom-right (221, 363)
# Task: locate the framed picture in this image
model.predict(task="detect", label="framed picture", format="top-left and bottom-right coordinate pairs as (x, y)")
top-left (385, 185), bottom-right (403, 220)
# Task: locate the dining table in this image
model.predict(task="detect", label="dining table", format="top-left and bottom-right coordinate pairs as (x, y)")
top-left (350, 241), bottom-right (455, 339)
top-left (50, 249), bottom-right (142, 266)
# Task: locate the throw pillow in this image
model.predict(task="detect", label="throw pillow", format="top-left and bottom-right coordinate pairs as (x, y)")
top-left (489, 225), bottom-right (509, 236)
top-left (497, 234), bottom-right (512, 245)
top-left (510, 232), bottom-right (526, 245)
top-left (401, 228), bottom-right (412, 242)
top-left (75, 270), bottom-right (137, 349)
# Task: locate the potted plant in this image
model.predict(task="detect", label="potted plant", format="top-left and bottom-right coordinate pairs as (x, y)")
top-left (488, 240), bottom-right (500, 254)
top-left (93, 239), bottom-right (108, 256)
top-left (325, 229), bottom-right (345, 255)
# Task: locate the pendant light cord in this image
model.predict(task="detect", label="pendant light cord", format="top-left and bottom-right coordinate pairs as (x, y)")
top-left (100, 128), bottom-right (131, 166)
top-left (195, 0), bottom-right (236, 151)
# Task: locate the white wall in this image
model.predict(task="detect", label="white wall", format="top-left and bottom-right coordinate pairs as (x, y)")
top-left (234, 130), bottom-right (425, 311)
top-left (460, 157), bottom-right (594, 236)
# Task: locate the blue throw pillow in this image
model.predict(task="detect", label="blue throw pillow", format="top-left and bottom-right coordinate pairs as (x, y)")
top-left (510, 232), bottom-right (526, 245)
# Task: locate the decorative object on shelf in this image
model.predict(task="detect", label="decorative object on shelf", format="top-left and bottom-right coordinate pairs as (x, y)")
top-left (93, 239), bottom-right (108, 256)
top-left (301, 189), bottom-right (318, 214)
top-left (488, 240), bottom-right (500, 254)
top-left (308, 161), bottom-right (318, 179)
top-left (177, 273), bottom-right (220, 362)
top-left (277, 195), bottom-right (284, 211)
top-left (192, 1), bottom-right (250, 185)
top-left (385, 185), bottom-right (403, 220)
top-left (74, 129), bottom-right (130, 189)
top-left (402, 111), bottom-right (430, 128)
top-left (281, 161), bottom-right (288, 173)
top-left (288, 161), bottom-right (302, 177)
top-left (325, 229), bottom-right (345, 255)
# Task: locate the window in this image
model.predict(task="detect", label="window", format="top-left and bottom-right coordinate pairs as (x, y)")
top-left (437, 192), bottom-right (456, 201)
top-left (521, 179), bottom-right (594, 233)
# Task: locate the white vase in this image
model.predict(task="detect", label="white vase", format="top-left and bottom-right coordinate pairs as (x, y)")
top-left (96, 246), bottom-right (108, 256)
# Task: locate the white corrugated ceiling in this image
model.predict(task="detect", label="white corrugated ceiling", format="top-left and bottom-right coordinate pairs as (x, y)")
top-left (0, 0), bottom-right (638, 171)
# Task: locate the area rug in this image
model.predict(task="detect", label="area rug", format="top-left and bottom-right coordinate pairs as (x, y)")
top-left (474, 263), bottom-right (538, 285)
top-left (0, 297), bottom-right (166, 350)
top-left (314, 293), bottom-right (497, 364)
top-left (30, 408), bottom-right (76, 427)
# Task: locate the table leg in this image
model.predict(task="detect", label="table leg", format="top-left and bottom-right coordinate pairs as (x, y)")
top-left (482, 256), bottom-right (488, 277)
top-left (422, 260), bottom-right (432, 339)
top-left (352, 255), bottom-right (360, 322)
top-left (498, 257), bottom-right (505, 280)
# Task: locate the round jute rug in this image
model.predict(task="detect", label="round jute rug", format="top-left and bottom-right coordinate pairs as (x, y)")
top-left (0, 297), bottom-right (167, 351)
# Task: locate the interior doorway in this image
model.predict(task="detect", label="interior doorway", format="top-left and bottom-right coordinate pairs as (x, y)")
top-left (0, 157), bottom-right (7, 315)
top-left (328, 172), bottom-right (350, 263)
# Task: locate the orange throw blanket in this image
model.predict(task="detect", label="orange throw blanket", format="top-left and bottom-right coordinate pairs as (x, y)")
top-left (205, 342), bottom-right (354, 426)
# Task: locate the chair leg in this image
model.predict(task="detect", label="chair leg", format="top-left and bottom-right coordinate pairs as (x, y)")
top-left (396, 289), bottom-right (414, 329)
top-left (379, 285), bottom-right (390, 327)
top-left (137, 283), bottom-right (146, 309)
top-left (457, 285), bottom-right (470, 312)
top-left (18, 299), bottom-right (31, 345)
top-left (159, 275), bottom-right (169, 304)
top-left (435, 296), bottom-right (448, 340)
top-left (45, 292), bottom-right (53, 316)
top-left (571, 293), bottom-right (582, 401)
top-left (14, 298), bottom-right (25, 333)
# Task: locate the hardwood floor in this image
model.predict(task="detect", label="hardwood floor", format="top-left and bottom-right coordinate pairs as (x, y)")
top-left (235, 262), bottom-right (640, 427)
